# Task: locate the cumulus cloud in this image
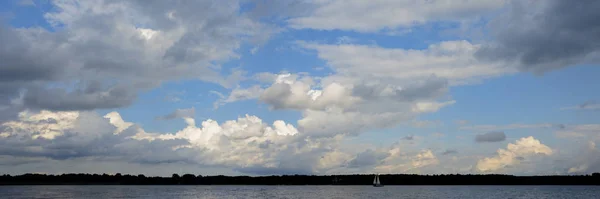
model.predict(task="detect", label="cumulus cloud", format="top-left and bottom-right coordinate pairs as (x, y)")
top-left (476, 0), bottom-right (600, 73)
top-left (259, 73), bottom-right (358, 111)
top-left (0, 0), bottom-right (276, 119)
top-left (130, 112), bottom-right (345, 174)
top-left (253, 72), bottom-right (455, 138)
top-left (566, 141), bottom-right (600, 174)
top-left (476, 136), bottom-right (553, 172)
top-left (0, 109), bottom-right (347, 175)
top-left (0, 110), bottom-right (187, 163)
top-left (475, 132), bottom-right (506, 143)
top-left (287, 0), bottom-right (507, 32)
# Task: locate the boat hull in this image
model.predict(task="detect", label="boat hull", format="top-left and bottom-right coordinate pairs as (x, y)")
top-left (373, 184), bottom-right (384, 187)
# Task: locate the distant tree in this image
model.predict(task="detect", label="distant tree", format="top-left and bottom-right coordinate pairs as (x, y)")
top-left (115, 173), bottom-right (122, 177)
top-left (138, 174), bottom-right (146, 178)
top-left (172, 174), bottom-right (180, 179)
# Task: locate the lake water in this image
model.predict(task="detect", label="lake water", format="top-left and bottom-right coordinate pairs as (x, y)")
top-left (1, 185), bottom-right (599, 198)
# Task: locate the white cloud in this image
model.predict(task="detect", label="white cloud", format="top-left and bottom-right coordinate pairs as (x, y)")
top-left (104, 112), bottom-right (133, 134)
top-left (0, 110), bottom-right (79, 139)
top-left (288, 0), bottom-right (507, 32)
top-left (301, 40), bottom-right (513, 86)
top-left (476, 136), bottom-right (553, 172)
top-left (260, 73), bottom-right (359, 111)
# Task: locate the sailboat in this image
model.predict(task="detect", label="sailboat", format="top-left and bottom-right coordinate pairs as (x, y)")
top-left (373, 174), bottom-right (384, 187)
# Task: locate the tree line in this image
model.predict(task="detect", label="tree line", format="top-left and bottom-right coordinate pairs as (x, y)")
top-left (1, 173), bottom-right (599, 185)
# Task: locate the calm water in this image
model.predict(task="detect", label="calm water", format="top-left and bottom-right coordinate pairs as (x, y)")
top-left (1, 185), bottom-right (599, 199)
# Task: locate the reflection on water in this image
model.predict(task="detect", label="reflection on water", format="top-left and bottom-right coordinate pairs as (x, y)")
top-left (1, 185), bottom-right (599, 199)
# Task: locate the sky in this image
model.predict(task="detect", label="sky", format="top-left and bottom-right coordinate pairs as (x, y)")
top-left (1, 0), bottom-right (599, 177)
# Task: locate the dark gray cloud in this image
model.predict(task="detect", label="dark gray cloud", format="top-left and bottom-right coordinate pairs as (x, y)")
top-left (476, 0), bottom-right (600, 73)
top-left (0, 0), bottom-right (275, 118)
top-left (22, 84), bottom-right (138, 111)
top-left (353, 76), bottom-right (448, 102)
top-left (401, 135), bottom-right (414, 141)
top-left (156, 108), bottom-right (196, 120)
top-left (441, 149), bottom-right (458, 155)
top-left (475, 131), bottom-right (506, 143)
top-left (259, 83), bottom-right (294, 110)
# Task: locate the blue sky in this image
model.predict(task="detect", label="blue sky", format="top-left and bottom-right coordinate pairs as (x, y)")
top-left (1, 0), bottom-right (599, 176)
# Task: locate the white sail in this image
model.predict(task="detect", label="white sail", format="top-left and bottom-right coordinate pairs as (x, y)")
top-left (373, 175), bottom-right (377, 184)
top-left (376, 175), bottom-right (380, 185)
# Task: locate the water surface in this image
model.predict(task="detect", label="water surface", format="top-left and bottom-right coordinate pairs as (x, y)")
top-left (1, 185), bottom-right (599, 198)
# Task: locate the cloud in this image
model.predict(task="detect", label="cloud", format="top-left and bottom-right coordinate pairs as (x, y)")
top-left (0, 110), bottom-right (187, 163)
top-left (301, 40), bottom-right (512, 85)
top-left (346, 149), bottom-right (388, 168)
top-left (475, 132), bottom-right (506, 143)
top-left (17, 0), bottom-right (35, 6)
top-left (555, 124), bottom-right (600, 139)
top-left (0, 109), bottom-right (346, 175)
top-left (431, 132), bottom-right (445, 138)
top-left (374, 149), bottom-right (440, 174)
top-left (476, 136), bottom-right (552, 172)
top-left (156, 108), bottom-right (196, 121)
top-left (561, 101), bottom-right (600, 111)
top-left (132, 114), bottom-right (355, 174)
top-left (565, 141), bottom-right (600, 174)
top-left (476, 0), bottom-right (600, 73)
top-left (401, 135), bottom-right (415, 141)
top-left (411, 120), bottom-right (441, 128)
top-left (0, 0), bottom-right (276, 118)
top-left (213, 86), bottom-right (265, 109)
top-left (259, 73), bottom-right (358, 111)
top-left (442, 149), bottom-right (458, 155)
top-left (287, 0), bottom-right (506, 32)
top-left (455, 120), bottom-right (469, 125)
top-left (22, 83), bottom-right (138, 111)
top-left (461, 123), bottom-right (553, 132)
